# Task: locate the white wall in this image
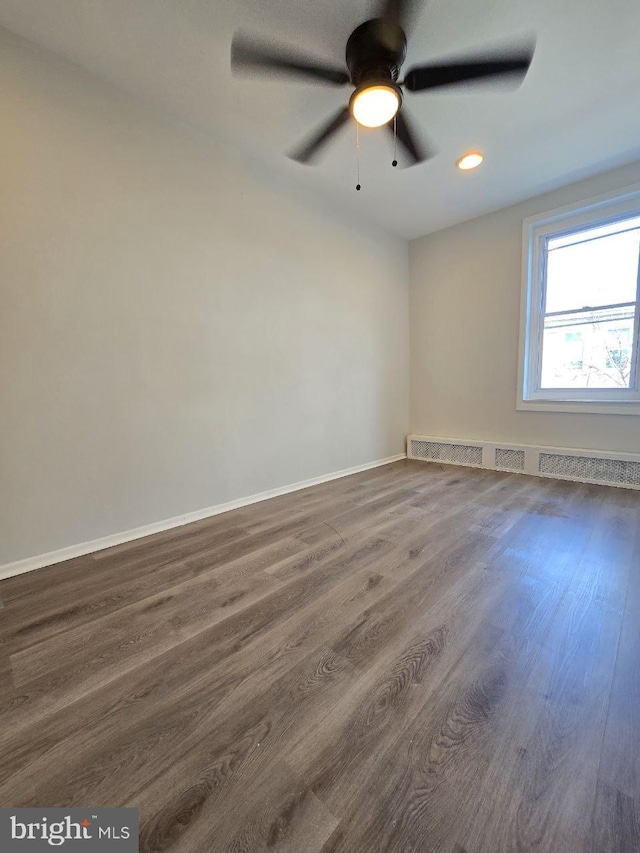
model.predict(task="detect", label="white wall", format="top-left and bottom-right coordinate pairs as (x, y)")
top-left (0, 28), bottom-right (409, 567)
top-left (410, 160), bottom-right (640, 456)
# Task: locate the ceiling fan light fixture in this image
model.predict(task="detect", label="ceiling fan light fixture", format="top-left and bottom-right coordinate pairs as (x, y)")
top-left (350, 84), bottom-right (401, 128)
top-left (456, 151), bottom-right (484, 171)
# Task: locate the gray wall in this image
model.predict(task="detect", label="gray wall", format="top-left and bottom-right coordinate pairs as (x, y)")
top-left (410, 160), bottom-right (640, 454)
top-left (0, 29), bottom-right (409, 566)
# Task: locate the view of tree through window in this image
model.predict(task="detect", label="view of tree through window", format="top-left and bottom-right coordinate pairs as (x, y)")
top-left (540, 216), bottom-right (640, 389)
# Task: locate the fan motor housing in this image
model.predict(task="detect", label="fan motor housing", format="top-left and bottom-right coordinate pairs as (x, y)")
top-left (345, 19), bottom-right (407, 86)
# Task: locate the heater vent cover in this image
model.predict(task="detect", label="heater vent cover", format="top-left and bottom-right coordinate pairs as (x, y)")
top-left (495, 448), bottom-right (526, 471)
top-left (409, 439), bottom-right (483, 467)
top-left (538, 452), bottom-right (640, 487)
top-left (408, 434), bottom-right (640, 490)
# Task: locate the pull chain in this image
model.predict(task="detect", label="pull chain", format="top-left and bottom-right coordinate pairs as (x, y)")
top-left (356, 121), bottom-right (361, 191)
top-left (392, 115), bottom-right (398, 168)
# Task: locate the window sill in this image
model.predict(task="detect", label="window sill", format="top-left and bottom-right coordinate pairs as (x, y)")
top-left (517, 398), bottom-right (640, 416)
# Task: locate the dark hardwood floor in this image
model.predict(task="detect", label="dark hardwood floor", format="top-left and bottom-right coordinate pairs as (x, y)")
top-left (1, 459), bottom-right (639, 852)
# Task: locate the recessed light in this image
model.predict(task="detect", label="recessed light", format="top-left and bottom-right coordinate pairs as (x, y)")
top-left (456, 151), bottom-right (484, 171)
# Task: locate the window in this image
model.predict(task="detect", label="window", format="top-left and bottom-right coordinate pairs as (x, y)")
top-left (519, 185), bottom-right (640, 414)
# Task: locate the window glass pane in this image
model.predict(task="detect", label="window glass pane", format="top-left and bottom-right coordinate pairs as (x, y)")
top-left (548, 214), bottom-right (640, 250)
top-left (540, 308), bottom-right (635, 389)
top-left (545, 225), bottom-right (640, 314)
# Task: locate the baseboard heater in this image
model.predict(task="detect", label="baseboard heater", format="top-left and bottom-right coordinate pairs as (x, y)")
top-left (407, 435), bottom-right (640, 490)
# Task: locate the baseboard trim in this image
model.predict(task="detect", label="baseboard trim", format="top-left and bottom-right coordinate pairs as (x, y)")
top-left (0, 453), bottom-right (407, 582)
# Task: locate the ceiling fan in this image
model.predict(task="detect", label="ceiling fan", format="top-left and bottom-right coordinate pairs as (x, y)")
top-left (231, 0), bottom-right (534, 168)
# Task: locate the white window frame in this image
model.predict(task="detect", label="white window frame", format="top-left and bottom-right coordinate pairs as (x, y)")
top-left (518, 182), bottom-right (640, 415)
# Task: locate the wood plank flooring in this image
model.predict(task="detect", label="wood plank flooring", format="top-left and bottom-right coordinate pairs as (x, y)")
top-left (1, 459), bottom-right (639, 852)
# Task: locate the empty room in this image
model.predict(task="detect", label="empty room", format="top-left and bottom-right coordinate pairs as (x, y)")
top-left (1, 0), bottom-right (639, 851)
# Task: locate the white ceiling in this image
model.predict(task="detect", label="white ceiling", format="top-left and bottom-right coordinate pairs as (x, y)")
top-left (1, 0), bottom-right (640, 239)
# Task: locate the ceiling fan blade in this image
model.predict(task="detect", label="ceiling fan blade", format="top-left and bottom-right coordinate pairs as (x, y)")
top-left (388, 109), bottom-right (431, 165)
top-left (289, 107), bottom-right (351, 164)
top-left (232, 34), bottom-right (350, 85)
top-left (375, 0), bottom-right (419, 51)
top-left (404, 48), bottom-right (533, 92)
